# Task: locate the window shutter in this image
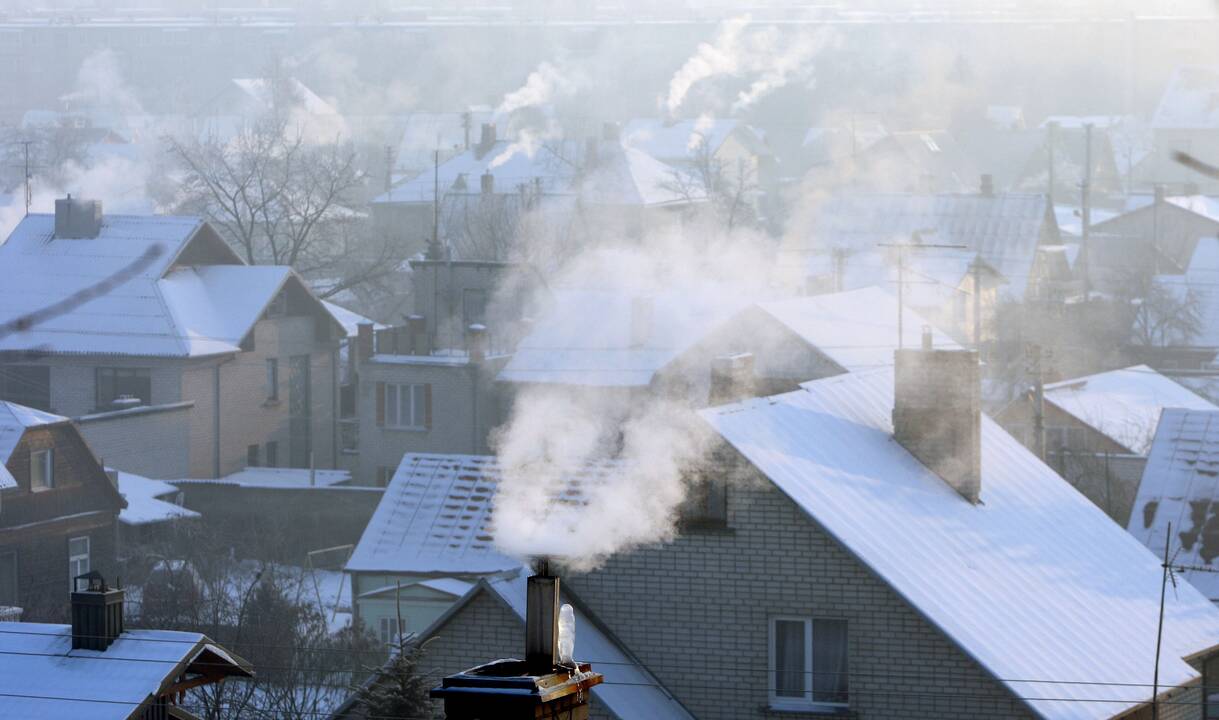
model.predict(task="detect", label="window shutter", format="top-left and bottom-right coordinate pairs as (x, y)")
top-left (424, 384), bottom-right (432, 429)
top-left (375, 382), bottom-right (385, 427)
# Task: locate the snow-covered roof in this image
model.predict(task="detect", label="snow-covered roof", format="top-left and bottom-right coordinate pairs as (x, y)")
top-left (622, 118), bottom-right (761, 162)
top-left (805, 192), bottom-right (1053, 297)
top-left (756, 287), bottom-right (961, 373)
top-left (347, 454), bottom-right (615, 576)
top-left (703, 369), bottom-right (1219, 719)
top-left (0, 622), bottom-right (250, 719)
top-left (499, 287), bottom-right (750, 387)
top-left (0, 213), bottom-right (341, 357)
top-left (174, 467), bottom-right (352, 489)
top-left (321, 300), bottom-right (384, 339)
top-left (0, 401), bottom-right (67, 490)
top-left (232, 77), bottom-right (339, 117)
top-left (1043, 365), bottom-right (1217, 455)
top-left (451, 571), bottom-right (696, 720)
top-left (1155, 237), bottom-right (1219, 348)
top-left (115, 470), bottom-right (200, 526)
top-left (394, 110), bottom-right (494, 173)
top-left (1152, 65), bottom-right (1219, 130)
top-left (1130, 409), bottom-right (1219, 600)
top-left (374, 138), bottom-right (691, 208)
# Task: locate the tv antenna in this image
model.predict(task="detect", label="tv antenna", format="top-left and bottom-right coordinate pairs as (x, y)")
top-left (878, 230), bottom-right (966, 348)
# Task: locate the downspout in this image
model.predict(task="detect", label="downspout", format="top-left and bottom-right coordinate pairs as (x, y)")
top-left (213, 355), bottom-right (236, 479)
top-left (332, 344), bottom-right (339, 470)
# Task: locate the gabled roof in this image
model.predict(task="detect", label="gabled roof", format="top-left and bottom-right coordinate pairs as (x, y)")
top-left (622, 118), bottom-right (765, 163)
top-left (425, 571), bottom-right (697, 720)
top-left (806, 192), bottom-right (1054, 297)
top-left (755, 287), bottom-right (961, 373)
top-left (0, 401), bottom-right (68, 490)
top-left (1130, 409), bottom-right (1219, 600)
top-left (499, 287), bottom-right (750, 387)
top-left (346, 453), bottom-right (615, 576)
top-left (0, 213), bottom-right (342, 357)
top-left (1043, 365), bottom-right (1217, 455)
top-left (1152, 65), bottom-right (1219, 130)
top-left (0, 622), bottom-right (251, 719)
top-left (394, 110), bottom-right (495, 173)
top-left (703, 370), bottom-right (1219, 719)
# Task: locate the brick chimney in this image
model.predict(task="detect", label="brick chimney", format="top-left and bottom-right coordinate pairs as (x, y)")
top-left (709, 353), bottom-right (755, 405)
top-left (892, 328), bottom-right (981, 504)
top-left (466, 323), bottom-right (487, 364)
top-left (54, 195), bottom-right (102, 239)
top-left (980, 173), bottom-right (994, 197)
top-left (476, 123), bottom-right (497, 158)
top-left (480, 170), bottom-right (494, 195)
top-left (71, 571), bottom-right (124, 651)
top-left (407, 314), bottom-right (429, 355)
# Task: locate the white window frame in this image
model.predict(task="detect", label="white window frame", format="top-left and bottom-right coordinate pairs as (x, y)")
top-left (30, 449), bottom-right (52, 490)
top-left (384, 383), bottom-right (427, 430)
top-left (768, 616), bottom-right (849, 712)
top-left (378, 616), bottom-right (402, 645)
top-left (68, 536), bottom-right (89, 590)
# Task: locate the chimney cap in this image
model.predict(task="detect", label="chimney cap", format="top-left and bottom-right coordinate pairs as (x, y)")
top-left (73, 570), bottom-right (109, 594)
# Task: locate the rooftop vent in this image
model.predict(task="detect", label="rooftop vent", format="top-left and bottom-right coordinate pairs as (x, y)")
top-left (71, 571), bottom-right (124, 651)
top-left (893, 327), bottom-right (981, 504)
top-left (54, 195), bottom-right (102, 239)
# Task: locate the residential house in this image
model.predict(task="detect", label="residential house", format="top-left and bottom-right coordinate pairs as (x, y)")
top-left (370, 124), bottom-right (698, 255)
top-left (0, 199), bottom-right (346, 479)
top-left (794, 189), bottom-right (1063, 303)
top-left (1145, 65), bottom-right (1219, 192)
top-left (996, 364), bottom-right (1217, 522)
top-left (392, 108), bottom-right (494, 183)
top-left (0, 401), bottom-right (125, 621)
top-left (622, 117), bottom-right (772, 182)
top-left (838, 129), bottom-right (979, 193)
top-left (1128, 408), bottom-right (1219, 603)
top-left (1142, 236), bottom-right (1219, 370)
top-left (346, 342), bottom-right (1219, 719)
top-left (0, 575), bottom-right (252, 719)
top-left (330, 570), bottom-right (695, 720)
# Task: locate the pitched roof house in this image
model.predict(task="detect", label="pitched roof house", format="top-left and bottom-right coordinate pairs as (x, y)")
top-left (1129, 408), bottom-right (1219, 604)
top-left (0, 200), bottom-right (346, 479)
top-left (0, 401), bottom-right (126, 620)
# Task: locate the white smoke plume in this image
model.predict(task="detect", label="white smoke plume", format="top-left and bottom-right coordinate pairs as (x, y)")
top-left (664, 15), bottom-right (751, 117)
top-left (497, 61), bottom-right (585, 116)
top-left (489, 229), bottom-right (780, 572)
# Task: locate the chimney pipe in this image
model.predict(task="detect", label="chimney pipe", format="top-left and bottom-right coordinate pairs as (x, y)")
top-left (356, 322), bottom-right (374, 363)
top-left (892, 344), bottom-right (981, 504)
top-left (466, 323), bottom-right (487, 363)
top-left (71, 571), bottom-right (124, 651)
top-left (525, 558), bottom-right (560, 676)
top-left (709, 353), bottom-right (755, 405)
top-left (480, 171), bottom-right (494, 195)
top-left (980, 173), bottom-right (994, 197)
top-left (54, 196), bottom-right (103, 239)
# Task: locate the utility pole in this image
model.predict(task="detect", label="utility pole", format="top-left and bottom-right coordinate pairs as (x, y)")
top-left (971, 256), bottom-right (983, 351)
top-left (1047, 121), bottom-right (1057, 204)
top-left (1081, 123), bottom-right (1093, 301)
top-left (1153, 522), bottom-right (1170, 720)
top-left (20, 140), bottom-right (32, 215)
top-left (1029, 343), bottom-right (1045, 461)
top-left (879, 232), bottom-right (965, 350)
top-left (383, 144), bottom-right (393, 194)
top-left (462, 110), bottom-right (473, 150)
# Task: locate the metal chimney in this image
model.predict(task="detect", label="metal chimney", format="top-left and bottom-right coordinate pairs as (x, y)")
top-left (525, 557), bottom-right (560, 675)
top-left (54, 195), bottom-right (103, 239)
top-left (71, 571), bottom-right (124, 651)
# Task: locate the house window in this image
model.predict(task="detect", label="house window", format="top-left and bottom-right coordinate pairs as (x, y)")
top-left (0, 551), bottom-right (16, 606)
top-left (0, 365), bottom-right (50, 411)
top-left (265, 441), bottom-right (278, 468)
top-left (378, 616), bottom-right (402, 645)
top-left (96, 368), bottom-right (151, 409)
top-left (266, 359), bottom-right (279, 401)
top-left (68, 536), bottom-right (90, 589)
top-left (383, 383), bottom-right (430, 430)
top-left (463, 289), bottom-right (488, 326)
top-left (247, 445), bottom-right (260, 468)
top-left (681, 473), bottom-right (728, 528)
top-left (1205, 653), bottom-right (1219, 718)
top-left (769, 617), bottom-right (848, 710)
top-left (30, 449), bottom-right (52, 490)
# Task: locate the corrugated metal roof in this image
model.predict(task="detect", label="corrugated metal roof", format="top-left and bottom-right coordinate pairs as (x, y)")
top-left (1043, 365), bottom-right (1217, 454)
top-left (1130, 409), bottom-right (1219, 601)
top-left (703, 370), bottom-right (1219, 719)
top-left (806, 192), bottom-right (1051, 297)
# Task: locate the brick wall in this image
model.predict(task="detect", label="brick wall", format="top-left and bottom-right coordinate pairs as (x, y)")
top-left (566, 460), bottom-right (1035, 720)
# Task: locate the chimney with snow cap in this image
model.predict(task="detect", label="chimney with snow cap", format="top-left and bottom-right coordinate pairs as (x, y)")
top-left (893, 326), bottom-right (981, 503)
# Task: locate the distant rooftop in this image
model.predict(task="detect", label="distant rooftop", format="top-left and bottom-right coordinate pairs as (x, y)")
top-left (175, 466), bottom-right (352, 489)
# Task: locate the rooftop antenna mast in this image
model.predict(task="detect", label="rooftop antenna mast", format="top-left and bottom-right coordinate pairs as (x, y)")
top-left (21, 139), bottom-right (32, 215)
top-left (879, 231), bottom-right (965, 349)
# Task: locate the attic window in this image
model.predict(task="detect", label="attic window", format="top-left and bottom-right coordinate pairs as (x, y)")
top-left (30, 449), bottom-right (53, 490)
top-left (265, 292), bottom-right (287, 318)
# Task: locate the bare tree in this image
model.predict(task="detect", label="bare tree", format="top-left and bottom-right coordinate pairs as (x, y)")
top-left (661, 134), bottom-right (758, 231)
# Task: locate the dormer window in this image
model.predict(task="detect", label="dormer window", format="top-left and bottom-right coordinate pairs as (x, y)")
top-left (30, 449), bottom-right (52, 490)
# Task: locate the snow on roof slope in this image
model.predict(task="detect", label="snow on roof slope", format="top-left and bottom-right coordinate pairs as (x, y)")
top-left (1043, 365), bottom-right (1217, 455)
top-left (0, 401), bottom-right (67, 490)
top-left (116, 470), bottom-right (200, 526)
top-left (703, 369), bottom-right (1219, 719)
top-left (757, 287), bottom-right (960, 373)
top-left (1129, 409), bottom-right (1219, 601)
top-left (175, 467), bottom-right (352, 489)
top-left (806, 192), bottom-right (1052, 297)
top-left (1152, 66), bottom-right (1219, 130)
top-left (580, 146), bottom-right (695, 207)
top-left (347, 454), bottom-right (617, 575)
top-left (499, 287), bottom-right (750, 387)
top-left (0, 622), bottom-right (239, 719)
top-left (0, 213), bottom-right (341, 357)
top-left (322, 300), bottom-right (384, 338)
top-left (622, 118), bottom-right (742, 161)
top-left (474, 572), bottom-right (696, 720)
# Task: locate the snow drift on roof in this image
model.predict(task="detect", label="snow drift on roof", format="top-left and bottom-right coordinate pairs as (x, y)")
top-left (703, 370), bottom-right (1219, 719)
top-left (115, 470), bottom-right (200, 526)
top-left (1043, 365), bottom-right (1217, 454)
